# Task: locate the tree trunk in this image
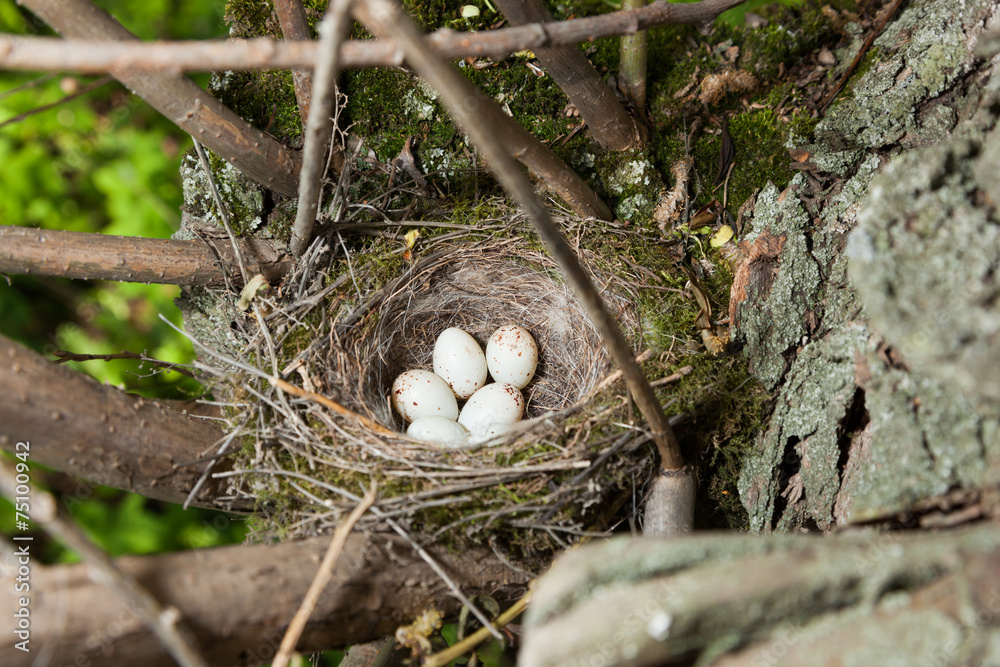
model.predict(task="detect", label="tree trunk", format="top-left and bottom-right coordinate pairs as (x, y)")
top-left (521, 0), bottom-right (1000, 663)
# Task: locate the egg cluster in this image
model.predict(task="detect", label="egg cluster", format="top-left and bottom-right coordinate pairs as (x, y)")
top-left (391, 325), bottom-right (538, 446)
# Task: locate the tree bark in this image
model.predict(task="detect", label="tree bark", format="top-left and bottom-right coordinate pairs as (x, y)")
top-left (521, 524), bottom-right (1000, 667)
top-left (0, 335), bottom-right (238, 509)
top-left (0, 226), bottom-right (291, 287)
top-left (273, 0), bottom-right (315, 124)
top-left (19, 0), bottom-right (303, 197)
top-left (0, 533), bottom-right (531, 667)
top-left (493, 0), bottom-right (641, 150)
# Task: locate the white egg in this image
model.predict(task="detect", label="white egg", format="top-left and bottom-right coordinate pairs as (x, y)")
top-left (433, 327), bottom-right (488, 399)
top-left (406, 416), bottom-right (469, 446)
top-left (458, 382), bottom-right (525, 436)
top-left (485, 325), bottom-right (538, 389)
top-left (391, 369), bottom-right (459, 423)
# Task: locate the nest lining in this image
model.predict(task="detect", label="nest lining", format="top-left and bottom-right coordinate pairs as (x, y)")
top-left (350, 245), bottom-right (625, 432)
top-left (215, 222), bottom-right (664, 553)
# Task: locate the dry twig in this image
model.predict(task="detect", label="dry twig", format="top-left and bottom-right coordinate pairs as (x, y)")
top-left (0, 0), bottom-right (746, 73)
top-left (273, 483), bottom-right (378, 667)
top-left (291, 0), bottom-right (355, 257)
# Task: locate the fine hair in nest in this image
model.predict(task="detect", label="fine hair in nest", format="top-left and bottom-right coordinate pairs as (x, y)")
top-left (345, 243), bottom-right (626, 433)
top-left (216, 221), bottom-right (658, 553)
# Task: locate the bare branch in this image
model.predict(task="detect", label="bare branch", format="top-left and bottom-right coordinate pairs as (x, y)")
top-left (352, 0), bottom-right (681, 473)
top-left (619, 0), bottom-right (649, 112)
top-left (0, 0), bottom-right (746, 73)
top-left (0, 226), bottom-right (291, 287)
top-left (18, 0), bottom-right (303, 196)
top-left (0, 533), bottom-right (530, 667)
top-left (0, 459), bottom-right (210, 667)
top-left (291, 0), bottom-right (355, 257)
top-left (493, 0), bottom-right (641, 151)
top-left (0, 335), bottom-right (240, 509)
top-left (274, 0), bottom-right (315, 124)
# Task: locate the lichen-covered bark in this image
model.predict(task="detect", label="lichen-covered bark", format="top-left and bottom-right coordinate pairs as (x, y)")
top-left (737, 0), bottom-right (1000, 532)
top-left (521, 524), bottom-right (1000, 667)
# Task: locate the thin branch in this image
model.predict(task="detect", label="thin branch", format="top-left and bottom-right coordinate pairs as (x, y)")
top-left (0, 0), bottom-right (747, 73)
top-left (0, 334), bottom-right (240, 509)
top-left (353, 0), bottom-right (682, 470)
top-left (0, 75), bottom-right (112, 129)
top-left (492, 0), bottom-right (641, 150)
top-left (273, 483), bottom-right (378, 667)
top-left (0, 459), bottom-right (210, 667)
top-left (18, 0), bottom-right (303, 196)
top-left (291, 0), bottom-right (355, 257)
top-left (274, 0), bottom-right (315, 124)
top-left (52, 349), bottom-right (196, 378)
top-left (0, 226), bottom-right (291, 286)
top-left (619, 0), bottom-right (649, 112)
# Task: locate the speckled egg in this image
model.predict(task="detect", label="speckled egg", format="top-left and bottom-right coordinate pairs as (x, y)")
top-left (406, 416), bottom-right (469, 446)
top-left (433, 327), bottom-right (488, 399)
top-left (458, 382), bottom-right (525, 436)
top-left (485, 325), bottom-right (538, 389)
top-left (391, 369), bottom-right (459, 423)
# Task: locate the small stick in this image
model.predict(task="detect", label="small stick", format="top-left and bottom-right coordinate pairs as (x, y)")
top-left (0, 0), bottom-right (747, 73)
top-left (271, 376), bottom-right (399, 437)
top-left (272, 483), bottom-right (378, 667)
top-left (290, 0), bottom-right (355, 257)
top-left (52, 349), bottom-right (196, 378)
top-left (273, 0), bottom-right (315, 125)
top-left (423, 591), bottom-right (532, 667)
top-left (0, 459), bottom-right (210, 667)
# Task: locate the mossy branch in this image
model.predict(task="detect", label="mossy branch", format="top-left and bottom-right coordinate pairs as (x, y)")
top-left (0, 0), bottom-right (747, 73)
top-left (19, 0), bottom-right (303, 197)
top-left (493, 0), bottom-right (641, 151)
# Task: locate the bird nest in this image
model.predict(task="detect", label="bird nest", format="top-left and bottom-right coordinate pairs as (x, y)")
top-left (208, 217), bottom-right (664, 556)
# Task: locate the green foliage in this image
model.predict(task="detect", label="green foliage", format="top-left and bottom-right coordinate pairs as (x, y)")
top-left (0, 0), bottom-right (238, 565)
top-left (0, 1), bottom-right (229, 396)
